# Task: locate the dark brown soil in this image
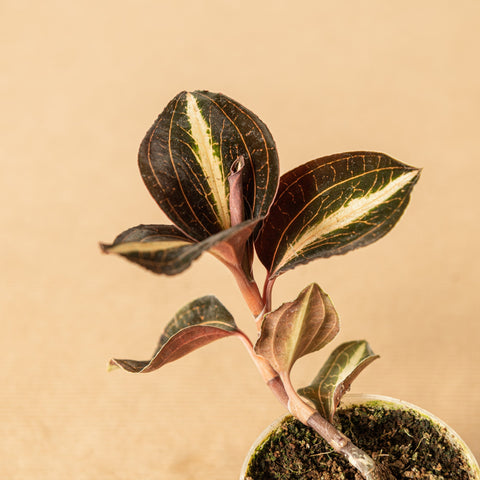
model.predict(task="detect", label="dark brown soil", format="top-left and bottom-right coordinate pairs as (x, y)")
top-left (245, 402), bottom-right (476, 479)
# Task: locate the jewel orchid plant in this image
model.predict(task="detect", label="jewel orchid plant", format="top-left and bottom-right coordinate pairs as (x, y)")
top-left (101, 91), bottom-right (420, 480)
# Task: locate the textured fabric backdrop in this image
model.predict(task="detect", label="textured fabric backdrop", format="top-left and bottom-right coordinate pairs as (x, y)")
top-left (2, 1), bottom-right (479, 478)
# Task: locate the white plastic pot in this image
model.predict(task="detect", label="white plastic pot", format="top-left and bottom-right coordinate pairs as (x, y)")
top-left (240, 393), bottom-right (480, 479)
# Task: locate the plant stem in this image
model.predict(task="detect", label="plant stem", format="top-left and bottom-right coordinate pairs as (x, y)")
top-left (232, 262), bottom-right (390, 478)
top-left (262, 276), bottom-right (275, 313)
top-left (307, 413), bottom-right (392, 480)
top-left (281, 374), bottom-right (390, 480)
top-left (237, 332), bottom-right (289, 406)
top-left (227, 263), bottom-right (265, 321)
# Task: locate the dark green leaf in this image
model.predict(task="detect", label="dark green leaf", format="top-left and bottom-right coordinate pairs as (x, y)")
top-left (109, 296), bottom-right (240, 373)
top-left (254, 283), bottom-right (339, 375)
top-left (255, 152), bottom-right (421, 278)
top-left (138, 90), bottom-right (279, 240)
top-left (101, 218), bottom-right (261, 276)
top-left (298, 340), bottom-right (379, 422)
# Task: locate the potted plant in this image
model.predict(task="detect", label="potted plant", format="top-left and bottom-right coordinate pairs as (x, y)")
top-left (101, 91), bottom-right (479, 479)
top-left (240, 393), bottom-right (480, 479)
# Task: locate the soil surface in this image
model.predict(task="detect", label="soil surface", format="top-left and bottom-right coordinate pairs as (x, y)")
top-left (245, 403), bottom-right (475, 479)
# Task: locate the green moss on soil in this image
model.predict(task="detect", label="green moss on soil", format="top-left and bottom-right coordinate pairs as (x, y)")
top-left (245, 403), bottom-right (475, 479)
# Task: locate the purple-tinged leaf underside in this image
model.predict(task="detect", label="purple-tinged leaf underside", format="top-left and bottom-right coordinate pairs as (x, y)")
top-left (109, 296), bottom-right (240, 373)
top-left (298, 340), bottom-right (379, 422)
top-left (101, 218), bottom-right (261, 276)
top-left (254, 283), bottom-right (339, 375)
top-left (255, 152), bottom-right (421, 279)
top-left (138, 90), bottom-right (279, 241)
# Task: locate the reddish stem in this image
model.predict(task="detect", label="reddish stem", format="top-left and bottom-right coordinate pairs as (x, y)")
top-left (262, 276), bottom-right (275, 313)
top-left (237, 332), bottom-right (289, 408)
top-left (227, 263), bottom-right (265, 320)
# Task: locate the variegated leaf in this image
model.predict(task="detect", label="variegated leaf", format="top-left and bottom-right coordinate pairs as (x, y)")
top-left (101, 218), bottom-right (261, 276)
top-left (255, 152), bottom-right (421, 278)
top-left (298, 340), bottom-right (379, 422)
top-left (101, 224), bottom-right (194, 275)
top-left (138, 90), bottom-right (279, 241)
top-left (254, 283), bottom-right (339, 375)
top-left (109, 296), bottom-right (240, 373)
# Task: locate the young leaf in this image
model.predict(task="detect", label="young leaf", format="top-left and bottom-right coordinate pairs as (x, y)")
top-left (109, 296), bottom-right (241, 373)
top-left (298, 340), bottom-right (379, 422)
top-left (254, 283), bottom-right (339, 375)
top-left (255, 151), bottom-right (421, 279)
top-left (228, 155), bottom-right (246, 227)
top-left (101, 218), bottom-right (261, 276)
top-left (138, 90), bottom-right (279, 241)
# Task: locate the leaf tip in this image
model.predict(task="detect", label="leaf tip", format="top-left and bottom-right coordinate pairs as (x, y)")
top-left (305, 282), bottom-right (321, 296)
top-left (107, 359), bottom-right (120, 372)
top-left (358, 339), bottom-right (380, 358)
top-left (99, 242), bottom-right (111, 254)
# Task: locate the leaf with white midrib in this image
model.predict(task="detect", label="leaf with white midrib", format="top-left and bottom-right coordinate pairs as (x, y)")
top-left (298, 340), bottom-right (379, 422)
top-left (255, 151), bottom-right (421, 278)
top-left (101, 218), bottom-right (262, 276)
top-left (185, 92), bottom-right (230, 229)
top-left (138, 90), bottom-right (279, 241)
top-left (109, 296), bottom-right (240, 373)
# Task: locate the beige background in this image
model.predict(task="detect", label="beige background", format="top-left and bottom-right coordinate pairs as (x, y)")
top-left (2, 1), bottom-right (479, 478)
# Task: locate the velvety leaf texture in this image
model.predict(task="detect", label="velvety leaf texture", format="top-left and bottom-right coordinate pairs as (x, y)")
top-left (109, 296), bottom-right (240, 373)
top-left (255, 151), bottom-right (421, 278)
top-left (101, 218), bottom-right (261, 276)
top-left (254, 283), bottom-right (339, 375)
top-left (138, 90), bottom-right (279, 241)
top-left (298, 340), bottom-right (379, 422)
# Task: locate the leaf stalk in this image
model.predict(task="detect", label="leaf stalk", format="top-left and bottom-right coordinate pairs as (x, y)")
top-left (227, 263), bottom-right (265, 320)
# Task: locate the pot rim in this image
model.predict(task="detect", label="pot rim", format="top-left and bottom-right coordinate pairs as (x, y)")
top-left (240, 393), bottom-right (480, 479)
